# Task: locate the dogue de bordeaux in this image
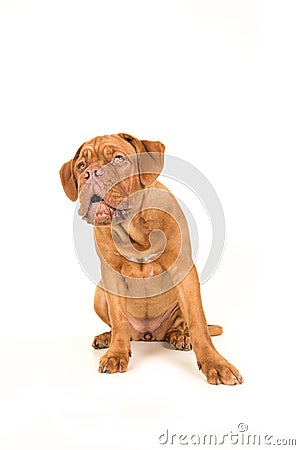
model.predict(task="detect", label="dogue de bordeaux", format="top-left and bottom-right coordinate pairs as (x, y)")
top-left (60, 133), bottom-right (243, 385)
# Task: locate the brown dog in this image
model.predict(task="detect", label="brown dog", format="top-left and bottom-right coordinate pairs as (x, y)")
top-left (60, 133), bottom-right (243, 385)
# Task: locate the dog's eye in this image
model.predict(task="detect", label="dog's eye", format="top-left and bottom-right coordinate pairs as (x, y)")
top-left (77, 161), bottom-right (86, 170)
top-left (114, 155), bottom-right (126, 164)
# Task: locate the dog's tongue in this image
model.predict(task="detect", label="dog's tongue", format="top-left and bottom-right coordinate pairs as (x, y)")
top-left (97, 202), bottom-right (112, 215)
top-left (94, 201), bottom-right (113, 224)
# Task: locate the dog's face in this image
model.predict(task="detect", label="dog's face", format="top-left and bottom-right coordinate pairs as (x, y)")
top-left (60, 133), bottom-right (165, 226)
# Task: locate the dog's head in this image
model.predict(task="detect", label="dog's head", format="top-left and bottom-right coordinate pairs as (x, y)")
top-left (59, 133), bottom-right (165, 225)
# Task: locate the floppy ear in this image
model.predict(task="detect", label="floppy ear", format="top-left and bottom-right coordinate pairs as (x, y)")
top-left (59, 159), bottom-right (78, 201)
top-left (59, 146), bottom-right (83, 201)
top-left (118, 133), bottom-right (165, 187)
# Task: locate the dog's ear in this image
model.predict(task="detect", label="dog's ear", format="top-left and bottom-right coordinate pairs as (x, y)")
top-left (59, 146), bottom-right (82, 201)
top-left (118, 133), bottom-right (165, 187)
top-left (139, 140), bottom-right (165, 186)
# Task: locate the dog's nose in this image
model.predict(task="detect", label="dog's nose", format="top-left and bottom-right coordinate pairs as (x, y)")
top-left (84, 167), bottom-right (104, 180)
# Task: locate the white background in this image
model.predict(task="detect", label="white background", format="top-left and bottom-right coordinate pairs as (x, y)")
top-left (0, 1), bottom-right (299, 449)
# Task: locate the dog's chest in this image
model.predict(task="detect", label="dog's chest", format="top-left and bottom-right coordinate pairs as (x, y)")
top-left (120, 259), bottom-right (172, 299)
top-left (121, 259), bottom-right (164, 279)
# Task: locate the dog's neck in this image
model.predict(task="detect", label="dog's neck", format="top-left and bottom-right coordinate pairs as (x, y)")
top-left (111, 209), bottom-right (166, 263)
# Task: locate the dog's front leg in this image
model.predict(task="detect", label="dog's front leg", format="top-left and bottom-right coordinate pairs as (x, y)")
top-left (98, 292), bottom-right (131, 373)
top-left (176, 265), bottom-right (243, 385)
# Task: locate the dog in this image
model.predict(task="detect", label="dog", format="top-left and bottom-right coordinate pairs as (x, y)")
top-left (60, 133), bottom-right (243, 385)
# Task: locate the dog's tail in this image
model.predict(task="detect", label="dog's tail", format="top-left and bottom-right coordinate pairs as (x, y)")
top-left (208, 325), bottom-right (223, 336)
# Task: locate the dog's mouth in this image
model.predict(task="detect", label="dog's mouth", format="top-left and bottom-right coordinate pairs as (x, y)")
top-left (82, 194), bottom-right (132, 225)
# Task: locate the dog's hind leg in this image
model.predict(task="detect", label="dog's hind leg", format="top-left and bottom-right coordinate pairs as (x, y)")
top-left (94, 283), bottom-right (111, 325)
top-left (164, 306), bottom-right (223, 351)
top-left (164, 309), bottom-right (192, 351)
top-left (92, 331), bottom-right (111, 349)
top-left (92, 284), bottom-right (112, 349)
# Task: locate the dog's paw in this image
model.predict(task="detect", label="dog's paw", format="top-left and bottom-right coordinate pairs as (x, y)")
top-left (92, 332), bottom-right (111, 349)
top-left (198, 356), bottom-right (243, 385)
top-left (98, 350), bottom-right (131, 373)
top-left (165, 330), bottom-right (192, 351)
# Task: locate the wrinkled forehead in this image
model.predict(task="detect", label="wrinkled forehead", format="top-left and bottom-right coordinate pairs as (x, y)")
top-left (78, 134), bottom-right (135, 162)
